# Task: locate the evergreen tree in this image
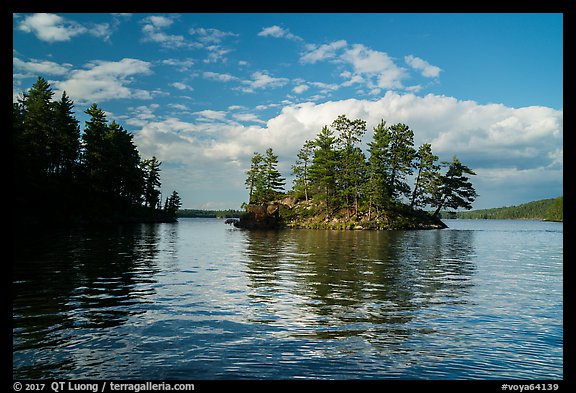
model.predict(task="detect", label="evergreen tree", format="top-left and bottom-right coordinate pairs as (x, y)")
top-left (262, 147), bottom-right (286, 202)
top-left (82, 103), bottom-right (110, 194)
top-left (143, 156), bottom-right (162, 208)
top-left (291, 140), bottom-right (315, 201)
top-left (51, 92), bottom-right (80, 178)
top-left (367, 120), bottom-right (392, 214)
top-left (431, 156), bottom-right (478, 217)
top-left (385, 123), bottom-right (416, 200)
top-left (18, 77), bottom-right (55, 177)
top-left (164, 190), bottom-right (182, 217)
top-left (332, 115), bottom-right (367, 218)
top-left (106, 121), bottom-right (145, 204)
top-left (410, 143), bottom-right (440, 209)
top-left (245, 152), bottom-right (265, 204)
top-left (309, 126), bottom-right (340, 214)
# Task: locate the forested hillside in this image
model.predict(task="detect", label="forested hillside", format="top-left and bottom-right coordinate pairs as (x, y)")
top-left (13, 76), bottom-right (181, 225)
top-left (447, 196), bottom-right (563, 221)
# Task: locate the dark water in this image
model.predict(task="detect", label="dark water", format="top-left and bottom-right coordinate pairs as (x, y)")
top-left (13, 219), bottom-right (563, 379)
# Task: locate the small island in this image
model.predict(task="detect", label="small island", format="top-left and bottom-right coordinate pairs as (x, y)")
top-left (235, 115), bottom-right (477, 230)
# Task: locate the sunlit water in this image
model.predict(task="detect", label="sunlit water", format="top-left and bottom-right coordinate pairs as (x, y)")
top-left (13, 218), bottom-right (563, 379)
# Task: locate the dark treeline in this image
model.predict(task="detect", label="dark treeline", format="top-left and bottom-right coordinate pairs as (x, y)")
top-left (177, 209), bottom-right (242, 219)
top-left (245, 115), bottom-right (477, 226)
top-left (444, 196), bottom-right (563, 221)
top-left (13, 76), bottom-right (181, 225)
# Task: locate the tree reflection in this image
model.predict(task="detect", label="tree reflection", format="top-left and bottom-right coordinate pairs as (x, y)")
top-left (242, 228), bottom-right (477, 343)
top-left (13, 223), bottom-right (170, 378)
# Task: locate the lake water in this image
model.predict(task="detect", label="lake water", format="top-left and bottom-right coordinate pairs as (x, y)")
top-left (13, 218), bottom-right (563, 380)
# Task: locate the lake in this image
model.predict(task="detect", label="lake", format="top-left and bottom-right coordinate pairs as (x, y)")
top-left (13, 218), bottom-right (563, 380)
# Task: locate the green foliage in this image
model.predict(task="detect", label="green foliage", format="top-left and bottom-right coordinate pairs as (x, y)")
top-left (448, 196), bottom-right (563, 221)
top-left (241, 114), bottom-right (476, 230)
top-left (245, 148), bottom-right (285, 203)
top-left (13, 76), bottom-right (177, 224)
top-left (431, 156), bottom-right (478, 217)
top-left (177, 209), bottom-right (242, 218)
top-left (308, 126), bottom-right (340, 214)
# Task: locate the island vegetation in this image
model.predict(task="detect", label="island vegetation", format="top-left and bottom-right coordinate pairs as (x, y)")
top-left (441, 196), bottom-right (563, 222)
top-left (237, 115), bottom-right (477, 230)
top-left (13, 76), bottom-right (181, 225)
top-left (177, 209), bottom-right (242, 219)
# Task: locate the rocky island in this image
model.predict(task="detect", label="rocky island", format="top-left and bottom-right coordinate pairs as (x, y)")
top-left (236, 115), bottom-right (477, 231)
top-left (235, 197), bottom-right (448, 230)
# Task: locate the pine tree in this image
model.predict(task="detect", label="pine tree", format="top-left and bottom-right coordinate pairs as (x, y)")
top-left (143, 156), bottom-right (162, 208)
top-left (245, 152), bottom-right (265, 204)
top-left (367, 120), bottom-right (392, 214)
top-left (262, 147), bottom-right (286, 202)
top-left (82, 103), bottom-right (110, 194)
top-left (309, 126), bottom-right (340, 214)
top-left (18, 77), bottom-right (55, 177)
top-left (164, 190), bottom-right (182, 217)
top-left (291, 140), bottom-right (315, 201)
top-left (51, 91), bottom-right (80, 178)
top-left (410, 143), bottom-right (440, 209)
top-left (431, 156), bottom-right (478, 217)
top-left (332, 115), bottom-right (367, 218)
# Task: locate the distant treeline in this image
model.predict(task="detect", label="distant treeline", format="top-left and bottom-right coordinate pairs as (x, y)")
top-left (441, 196), bottom-right (563, 221)
top-left (13, 77), bottom-right (181, 225)
top-left (177, 209), bottom-right (242, 219)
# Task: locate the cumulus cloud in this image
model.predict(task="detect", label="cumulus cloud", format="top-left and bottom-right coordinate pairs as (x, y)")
top-left (13, 57), bottom-right (72, 77)
top-left (141, 15), bottom-right (189, 49)
top-left (405, 55), bottom-right (442, 78)
top-left (239, 71), bottom-right (289, 93)
top-left (300, 40), bottom-right (348, 64)
top-left (301, 41), bottom-right (442, 93)
top-left (258, 25), bottom-right (302, 41)
top-left (202, 71), bottom-right (238, 82)
top-left (292, 84), bottom-right (310, 94)
top-left (133, 92), bottom-right (562, 208)
top-left (52, 58), bottom-right (153, 103)
top-left (171, 82), bottom-right (193, 91)
top-left (17, 13), bottom-right (112, 42)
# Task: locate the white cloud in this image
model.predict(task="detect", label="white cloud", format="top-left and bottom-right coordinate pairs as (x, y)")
top-left (193, 109), bottom-right (228, 122)
top-left (141, 15), bottom-right (188, 49)
top-left (133, 92), bottom-right (562, 208)
top-left (53, 58), bottom-right (153, 103)
top-left (300, 40), bottom-right (347, 63)
top-left (13, 57), bottom-right (72, 76)
top-left (18, 13), bottom-right (86, 42)
top-left (258, 25), bottom-right (302, 41)
top-left (341, 44), bottom-right (407, 89)
top-left (232, 113), bottom-right (265, 124)
top-left (189, 27), bottom-right (237, 44)
top-left (202, 71), bottom-right (238, 82)
top-left (189, 27), bottom-right (237, 63)
top-left (239, 71), bottom-right (289, 93)
top-left (171, 82), bottom-right (193, 91)
top-left (292, 84), bottom-right (309, 94)
top-left (17, 13), bottom-right (112, 43)
top-left (161, 58), bottom-right (195, 72)
top-left (405, 55), bottom-right (442, 78)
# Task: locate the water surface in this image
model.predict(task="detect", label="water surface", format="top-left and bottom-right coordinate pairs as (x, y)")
top-left (13, 218), bottom-right (563, 379)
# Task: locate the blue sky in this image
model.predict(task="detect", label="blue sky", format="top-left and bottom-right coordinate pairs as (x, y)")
top-left (13, 13), bottom-right (563, 210)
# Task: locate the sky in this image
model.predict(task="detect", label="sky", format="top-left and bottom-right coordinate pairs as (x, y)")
top-left (12, 13), bottom-right (563, 210)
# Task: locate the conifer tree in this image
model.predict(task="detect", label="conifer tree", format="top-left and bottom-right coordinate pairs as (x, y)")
top-left (291, 140), bottom-right (315, 201)
top-left (431, 156), bottom-right (478, 217)
top-left (309, 126), bottom-right (340, 214)
top-left (410, 143), bottom-right (440, 209)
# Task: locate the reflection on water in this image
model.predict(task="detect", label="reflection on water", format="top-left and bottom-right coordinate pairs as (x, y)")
top-left (13, 219), bottom-right (562, 379)
top-left (13, 224), bottom-right (165, 378)
top-left (243, 229), bottom-right (476, 344)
